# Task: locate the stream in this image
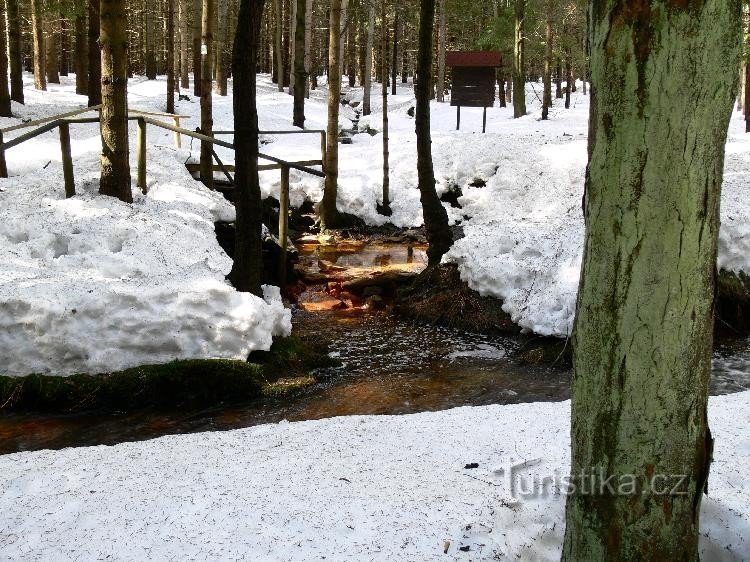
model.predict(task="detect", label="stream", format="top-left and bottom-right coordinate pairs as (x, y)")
top-left (1, 241), bottom-right (749, 454)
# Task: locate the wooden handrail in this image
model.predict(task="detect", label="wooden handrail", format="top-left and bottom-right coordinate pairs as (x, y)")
top-left (1, 105), bottom-right (101, 134)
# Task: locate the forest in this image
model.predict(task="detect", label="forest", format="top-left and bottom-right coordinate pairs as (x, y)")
top-left (0, 0), bottom-right (748, 560)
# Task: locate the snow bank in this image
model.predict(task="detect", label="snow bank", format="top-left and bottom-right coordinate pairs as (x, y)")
top-left (0, 391), bottom-right (747, 560)
top-left (0, 75), bottom-right (290, 376)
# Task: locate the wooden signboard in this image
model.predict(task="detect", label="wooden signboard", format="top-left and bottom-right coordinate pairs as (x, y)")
top-left (446, 51), bottom-right (502, 133)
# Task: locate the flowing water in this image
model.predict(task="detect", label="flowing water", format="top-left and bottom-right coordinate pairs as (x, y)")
top-left (1, 242), bottom-right (748, 454)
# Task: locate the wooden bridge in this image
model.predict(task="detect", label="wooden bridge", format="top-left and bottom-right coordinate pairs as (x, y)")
top-left (0, 105), bottom-right (327, 283)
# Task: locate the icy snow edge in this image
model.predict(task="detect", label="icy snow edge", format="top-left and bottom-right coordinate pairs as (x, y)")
top-left (0, 147), bottom-right (291, 377)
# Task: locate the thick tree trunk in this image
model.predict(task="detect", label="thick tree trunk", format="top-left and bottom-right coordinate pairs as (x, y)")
top-left (362, 1), bottom-right (374, 115)
top-left (166, 0), bottom-right (176, 112)
top-left (7, 0), bottom-right (24, 103)
top-left (31, 0), bottom-right (46, 90)
top-left (87, 0), bottom-right (101, 105)
top-left (292, 0), bottom-right (306, 126)
top-left (347, 7), bottom-right (356, 88)
top-left (541, 12), bottom-right (552, 120)
top-left (199, 0), bottom-right (214, 188)
top-left (416, 0), bottom-right (451, 265)
top-left (303, 0), bottom-right (312, 97)
top-left (320, 0), bottom-right (343, 229)
top-left (512, 0), bottom-right (526, 118)
top-left (99, 0), bottom-right (132, 203)
top-left (555, 57), bottom-right (562, 98)
top-left (229, 0), bottom-right (266, 296)
top-left (435, 0), bottom-right (446, 102)
top-left (0, 0), bottom-right (11, 116)
top-left (74, 14), bottom-right (88, 95)
top-left (192, 0), bottom-right (202, 96)
top-left (288, 0), bottom-right (296, 93)
top-left (562, 1), bottom-right (741, 559)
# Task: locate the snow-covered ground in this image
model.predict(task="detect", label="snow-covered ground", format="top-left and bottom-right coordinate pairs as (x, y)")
top-left (0, 76), bottom-right (290, 376)
top-left (0, 391), bottom-right (747, 561)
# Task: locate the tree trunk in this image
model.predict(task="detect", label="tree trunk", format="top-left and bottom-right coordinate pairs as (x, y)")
top-left (416, 0), bottom-right (450, 265)
top-left (229, 0), bottom-right (266, 297)
top-left (31, 0), bottom-right (46, 90)
top-left (192, 0), bottom-right (202, 95)
top-left (555, 56), bottom-right (562, 98)
top-left (564, 44), bottom-right (571, 109)
top-left (145, 0), bottom-right (157, 79)
top-left (199, 0), bottom-right (214, 188)
top-left (46, 5), bottom-right (60, 84)
top-left (512, 0), bottom-right (526, 118)
top-left (436, 0), bottom-right (446, 102)
top-left (380, 0), bottom-right (390, 215)
top-left (215, 0), bottom-right (229, 95)
top-left (292, 0), bottom-right (306, 126)
top-left (304, 0), bottom-right (312, 97)
top-left (73, 14), bottom-right (88, 95)
top-left (562, 1), bottom-right (741, 559)
top-left (273, 0), bottom-right (283, 91)
top-left (347, 7), bottom-right (356, 87)
top-left (541, 11), bottom-right (552, 120)
top-left (320, 0), bottom-right (343, 229)
top-left (87, 0), bottom-right (101, 105)
top-left (0, 0), bottom-right (11, 116)
top-left (391, 8), bottom-right (398, 95)
top-left (179, 0), bottom-right (190, 88)
top-left (99, 0), bottom-right (131, 203)
top-left (745, 63), bottom-right (750, 133)
top-left (362, 1), bottom-right (374, 115)
top-left (7, 0), bottom-right (24, 103)
top-left (166, 0), bottom-right (176, 112)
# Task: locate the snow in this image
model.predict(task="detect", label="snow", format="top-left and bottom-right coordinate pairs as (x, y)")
top-left (0, 390), bottom-right (747, 560)
top-left (0, 75), bottom-right (290, 376)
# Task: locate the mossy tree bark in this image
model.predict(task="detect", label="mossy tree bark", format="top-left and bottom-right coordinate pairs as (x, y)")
top-left (512, 0), bottom-right (526, 118)
top-left (320, 0), bottom-right (344, 230)
top-left (7, 0), bottom-right (24, 103)
top-left (99, 0), bottom-right (132, 203)
top-left (228, 0), bottom-right (266, 297)
top-left (416, 0), bottom-right (451, 266)
top-left (87, 0), bottom-right (101, 106)
top-left (562, 1), bottom-right (741, 559)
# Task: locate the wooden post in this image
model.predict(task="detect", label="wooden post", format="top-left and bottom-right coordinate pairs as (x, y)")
top-left (456, 105), bottom-right (461, 131)
top-left (482, 106), bottom-right (487, 133)
top-left (319, 131), bottom-right (326, 166)
top-left (58, 122), bottom-right (75, 197)
top-left (0, 130), bottom-right (7, 178)
top-left (278, 165), bottom-right (290, 286)
top-left (173, 116), bottom-right (182, 148)
top-left (137, 117), bottom-right (147, 193)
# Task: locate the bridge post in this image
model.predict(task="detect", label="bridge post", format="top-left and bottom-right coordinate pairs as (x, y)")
top-left (278, 165), bottom-right (290, 286)
top-left (0, 130), bottom-right (8, 178)
top-left (173, 116), bottom-right (182, 148)
top-left (137, 117), bottom-right (147, 193)
top-left (58, 122), bottom-right (75, 197)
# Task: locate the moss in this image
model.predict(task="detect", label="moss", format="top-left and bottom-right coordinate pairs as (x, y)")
top-left (0, 337), bottom-right (336, 414)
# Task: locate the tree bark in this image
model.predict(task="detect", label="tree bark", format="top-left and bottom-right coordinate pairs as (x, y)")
top-left (0, 0), bottom-right (11, 116)
top-left (199, 0), bottom-right (214, 188)
top-left (436, 0), bottom-right (446, 102)
top-left (273, 0), bottom-right (283, 90)
top-left (99, 0), bottom-right (132, 203)
top-left (320, 0), bottom-right (343, 229)
top-left (192, 0), bottom-right (202, 95)
top-left (45, 4), bottom-right (60, 84)
top-left (145, 0), bottom-right (157, 79)
top-left (229, 0), bottom-right (266, 296)
top-left (74, 13), bottom-right (88, 95)
top-left (564, 36), bottom-right (571, 109)
top-left (215, 0), bottom-right (229, 95)
top-left (512, 0), bottom-right (526, 118)
top-left (541, 9), bottom-right (552, 120)
top-left (380, 0), bottom-right (390, 215)
top-left (31, 0), bottom-right (46, 90)
top-left (562, 1), bottom-right (741, 559)
top-left (555, 57), bottom-right (562, 98)
top-left (87, 0), bottom-right (101, 105)
top-left (292, 0), bottom-right (306, 126)
top-left (390, 7), bottom-right (398, 95)
top-left (362, 1), bottom-right (374, 115)
top-left (166, 0), bottom-right (176, 112)
top-left (179, 0), bottom-right (190, 88)
top-left (6, 0), bottom-right (24, 103)
top-left (303, 0), bottom-right (312, 97)
top-left (416, 0), bottom-right (451, 265)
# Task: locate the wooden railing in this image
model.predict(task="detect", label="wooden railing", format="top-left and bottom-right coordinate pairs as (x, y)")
top-left (0, 107), bottom-right (326, 284)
